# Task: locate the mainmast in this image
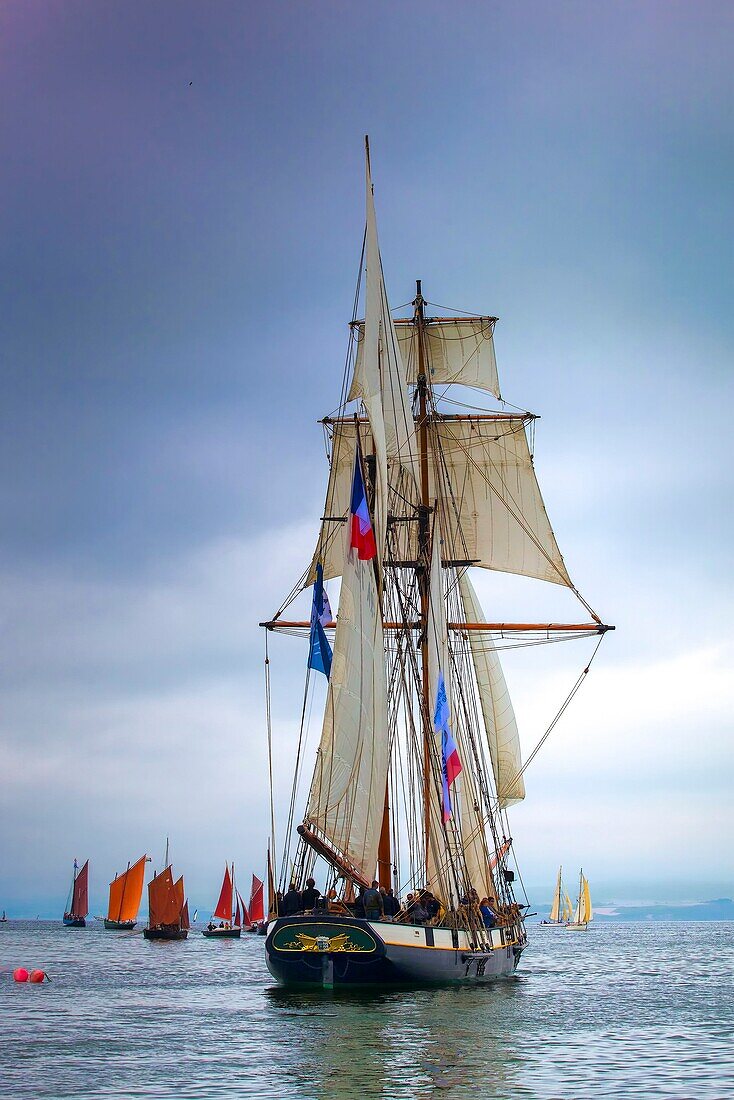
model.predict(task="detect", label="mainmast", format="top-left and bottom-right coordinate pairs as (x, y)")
top-left (414, 279), bottom-right (433, 873)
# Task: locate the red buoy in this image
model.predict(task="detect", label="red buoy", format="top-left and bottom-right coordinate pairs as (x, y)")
top-left (29, 969), bottom-right (46, 984)
top-left (13, 967), bottom-right (29, 983)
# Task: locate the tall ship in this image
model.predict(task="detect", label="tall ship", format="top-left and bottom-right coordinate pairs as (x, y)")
top-left (105, 855), bottom-right (148, 930)
top-left (260, 141), bottom-right (612, 986)
top-left (63, 858), bottom-right (88, 928)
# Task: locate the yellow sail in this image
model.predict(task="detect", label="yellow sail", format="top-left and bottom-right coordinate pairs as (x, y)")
top-left (562, 891), bottom-right (574, 921)
top-left (548, 866), bottom-right (562, 922)
top-left (107, 855), bottom-right (147, 923)
top-left (582, 875), bottom-right (593, 923)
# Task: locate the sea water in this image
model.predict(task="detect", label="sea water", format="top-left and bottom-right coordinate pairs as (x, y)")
top-left (1, 920), bottom-right (732, 1098)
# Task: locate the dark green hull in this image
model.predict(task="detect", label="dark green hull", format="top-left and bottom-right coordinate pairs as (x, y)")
top-left (202, 927), bottom-right (241, 938)
top-left (104, 919), bottom-right (136, 930)
top-left (63, 916), bottom-right (86, 928)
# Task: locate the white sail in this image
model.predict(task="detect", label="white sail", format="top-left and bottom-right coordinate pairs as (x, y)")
top-left (351, 317), bottom-right (500, 397)
top-left (308, 416), bottom-right (570, 588)
top-left (426, 526), bottom-right (490, 900)
top-left (304, 514), bottom-right (389, 882)
top-left (458, 572), bottom-right (525, 807)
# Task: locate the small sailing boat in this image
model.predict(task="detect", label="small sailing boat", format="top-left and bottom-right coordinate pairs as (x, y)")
top-left (542, 865), bottom-right (574, 926)
top-left (249, 874), bottom-right (265, 934)
top-left (202, 863), bottom-right (248, 938)
top-left (63, 858), bottom-right (89, 927)
top-left (104, 855), bottom-right (149, 930)
top-left (566, 869), bottom-right (593, 930)
top-left (143, 863), bottom-right (189, 941)
top-left (259, 141), bottom-right (613, 987)
top-left (0, 910), bottom-right (8, 922)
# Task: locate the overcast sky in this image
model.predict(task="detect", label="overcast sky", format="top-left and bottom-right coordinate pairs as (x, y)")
top-left (1, 1), bottom-right (732, 916)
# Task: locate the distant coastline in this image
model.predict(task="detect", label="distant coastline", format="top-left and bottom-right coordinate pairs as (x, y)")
top-left (529, 898), bottom-right (734, 922)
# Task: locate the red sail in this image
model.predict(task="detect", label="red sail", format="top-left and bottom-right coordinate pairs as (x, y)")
top-left (250, 875), bottom-right (264, 923)
top-left (237, 891), bottom-right (250, 928)
top-left (181, 900), bottom-right (190, 930)
top-left (148, 868), bottom-right (180, 927)
top-left (72, 860), bottom-right (89, 919)
top-left (212, 864), bottom-right (233, 922)
top-left (234, 898), bottom-right (241, 928)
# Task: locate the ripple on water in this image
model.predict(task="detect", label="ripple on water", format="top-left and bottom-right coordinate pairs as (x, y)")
top-left (0, 921), bottom-right (733, 1098)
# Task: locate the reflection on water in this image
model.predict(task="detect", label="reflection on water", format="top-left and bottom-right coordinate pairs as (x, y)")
top-left (0, 921), bottom-right (732, 1098)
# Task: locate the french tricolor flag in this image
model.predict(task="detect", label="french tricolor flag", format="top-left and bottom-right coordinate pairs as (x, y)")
top-left (435, 671), bottom-right (462, 822)
top-left (349, 447), bottom-right (377, 561)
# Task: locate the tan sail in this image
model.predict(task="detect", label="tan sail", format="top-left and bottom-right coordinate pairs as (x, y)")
top-left (309, 416), bottom-right (570, 588)
top-left (351, 317), bottom-right (500, 398)
top-left (548, 866), bottom-right (562, 922)
top-left (458, 573), bottom-right (525, 807)
top-left (583, 876), bottom-right (593, 922)
top-left (562, 891), bottom-right (574, 921)
top-left (426, 525), bottom-right (490, 900)
top-left (305, 483), bottom-right (389, 882)
top-left (572, 872), bottom-right (592, 925)
top-left (107, 855), bottom-right (147, 924)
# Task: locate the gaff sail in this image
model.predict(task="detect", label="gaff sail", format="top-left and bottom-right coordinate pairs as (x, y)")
top-left (147, 867), bottom-right (180, 927)
top-left (107, 855), bottom-right (147, 924)
top-left (250, 875), bottom-right (264, 924)
top-left (212, 864), bottom-right (233, 922)
top-left (71, 860), bottom-right (89, 920)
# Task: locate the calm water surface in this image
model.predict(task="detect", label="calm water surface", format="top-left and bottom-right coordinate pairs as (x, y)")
top-left (1, 920), bottom-right (732, 1098)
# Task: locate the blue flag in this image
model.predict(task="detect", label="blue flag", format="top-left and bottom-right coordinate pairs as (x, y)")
top-left (308, 563), bottom-right (333, 678)
top-left (434, 671), bottom-right (462, 822)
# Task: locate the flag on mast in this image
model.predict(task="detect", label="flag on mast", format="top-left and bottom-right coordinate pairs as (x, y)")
top-left (349, 445), bottom-right (377, 561)
top-left (308, 562), bottom-right (333, 677)
top-left (434, 671), bottom-right (462, 822)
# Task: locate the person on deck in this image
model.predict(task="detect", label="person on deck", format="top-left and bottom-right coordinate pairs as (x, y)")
top-left (362, 881), bottom-right (384, 921)
top-left (405, 893), bottom-right (429, 924)
top-left (301, 878), bottom-right (319, 911)
top-left (421, 890), bottom-right (441, 922)
top-left (282, 883), bottom-right (302, 916)
top-left (479, 897), bottom-right (497, 928)
top-left (383, 888), bottom-right (401, 919)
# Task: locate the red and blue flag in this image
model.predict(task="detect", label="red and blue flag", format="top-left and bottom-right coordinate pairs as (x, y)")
top-left (349, 447), bottom-right (377, 561)
top-left (434, 671), bottom-right (462, 822)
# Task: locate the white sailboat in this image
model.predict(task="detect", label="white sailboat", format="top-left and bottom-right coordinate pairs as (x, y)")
top-left (566, 869), bottom-right (593, 930)
top-left (260, 140), bottom-right (612, 986)
top-left (544, 865), bottom-right (574, 926)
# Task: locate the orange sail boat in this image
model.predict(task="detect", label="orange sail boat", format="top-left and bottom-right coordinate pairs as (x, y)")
top-left (202, 862), bottom-right (248, 939)
top-left (105, 855), bottom-right (149, 930)
top-left (143, 863), bottom-right (189, 941)
top-left (63, 858), bottom-right (89, 928)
